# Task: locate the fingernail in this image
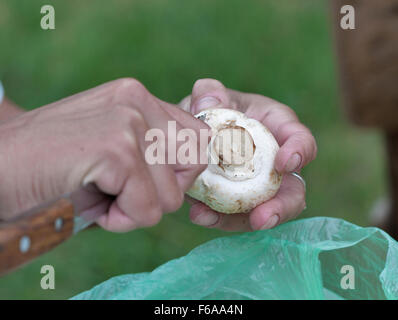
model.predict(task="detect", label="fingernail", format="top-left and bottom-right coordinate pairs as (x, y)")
top-left (194, 96), bottom-right (221, 113)
top-left (193, 211), bottom-right (220, 226)
top-left (285, 153), bottom-right (302, 173)
top-left (260, 215), bottom-right (280, 230)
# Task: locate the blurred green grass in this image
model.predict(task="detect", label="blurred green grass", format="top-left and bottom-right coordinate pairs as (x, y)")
top-left (0, 0), bottom-right (386, 299)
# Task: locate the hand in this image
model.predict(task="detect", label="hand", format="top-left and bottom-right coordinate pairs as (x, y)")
top-left (0, 81), bottom-right (25, 122)
top-left (0, 78), bottom-right (208, 232)
top-left (179, 79), bottom-right (317, 231)
top-left (0, 97), bottom-right (25, 122)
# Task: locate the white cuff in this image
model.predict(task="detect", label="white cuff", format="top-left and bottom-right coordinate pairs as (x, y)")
top-left (0, 81), bottom-right (4, 104)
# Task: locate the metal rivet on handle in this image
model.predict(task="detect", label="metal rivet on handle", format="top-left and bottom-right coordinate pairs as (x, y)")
top-left (19, 236), bottom-right (31, 253)
top-left (54, 218), bottom-right (63, 231)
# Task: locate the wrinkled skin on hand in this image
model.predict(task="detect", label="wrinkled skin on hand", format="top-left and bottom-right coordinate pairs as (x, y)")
top-left (180, 79), bottom-right (317, 232)
top-left (0, 78), bottom-right (208, 232)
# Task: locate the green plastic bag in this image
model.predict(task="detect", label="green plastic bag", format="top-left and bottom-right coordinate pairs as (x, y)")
top-left (72, 217), bottom-right (398, 300)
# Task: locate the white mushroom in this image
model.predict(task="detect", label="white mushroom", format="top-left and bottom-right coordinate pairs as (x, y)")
top-left (187, 108), bottom-right (282, 214)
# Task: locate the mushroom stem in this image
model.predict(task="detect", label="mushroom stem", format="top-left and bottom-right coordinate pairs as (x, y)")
top-left (213, 127), bottom-right (255, 166)
top-left (187, 108), bottom-right (282, 214)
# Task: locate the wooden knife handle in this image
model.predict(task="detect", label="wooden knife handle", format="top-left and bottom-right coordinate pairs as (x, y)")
top-left (0, 198), bottom-right (75, 276)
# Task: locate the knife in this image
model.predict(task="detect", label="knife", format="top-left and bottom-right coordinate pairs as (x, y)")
top-left (0, 196), bottom-right (94, 276)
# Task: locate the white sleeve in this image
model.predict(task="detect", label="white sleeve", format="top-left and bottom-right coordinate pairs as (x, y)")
top-left (0, 81), bottom-right (4, 104)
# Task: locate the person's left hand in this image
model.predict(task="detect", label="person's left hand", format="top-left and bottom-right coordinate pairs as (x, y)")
top-left (179, 79), bottom-right (317, 231)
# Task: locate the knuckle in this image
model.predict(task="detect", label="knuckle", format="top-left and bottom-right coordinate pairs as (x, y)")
top-left (114, 78), bottom-right (148, 103)
top-left (164, 190), bottom-right (184, 213)
top-left (116, 77), bottom-right (146, 92)
top-left (102, 128), bottom-right (139, 167)
top-left (280, 104), bottom-right (299, 120)
top-left (300, 132), bottom-right (317, 164)
top-left (117, 104), bottom-right (146, 126)
top-left (311, 137), bottom-right (318, 161)
top-left (276, 120), bottom-right (298, 138)
top-left (117, 129), bottom-right (139, 153)
top-left (143, 206), bottom-right (162, 227)
top-left (298, 188), bottom-right (306, 205)
top-left (293, 201), bottom-right (306, 219)
top-left (301, 201), bottom-right (307, 211)
top-left (296, 200), bottom-right (306, 217)
top-left (278, 121), bottom-right (308, 139)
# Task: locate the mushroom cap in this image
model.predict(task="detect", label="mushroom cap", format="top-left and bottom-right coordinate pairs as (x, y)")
top-left (187, 108), bottom-right (282, 214)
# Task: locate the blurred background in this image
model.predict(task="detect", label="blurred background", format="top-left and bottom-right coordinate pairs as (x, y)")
top-left (0, 0), bottom-right (386, 298)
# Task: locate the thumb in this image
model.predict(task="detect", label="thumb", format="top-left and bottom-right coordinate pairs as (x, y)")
top-left (190, 79), bottom-right (230, 114)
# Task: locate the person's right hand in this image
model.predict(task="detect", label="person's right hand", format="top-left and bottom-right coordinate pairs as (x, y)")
top-left (0, 78), bottom-right (208, 232)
